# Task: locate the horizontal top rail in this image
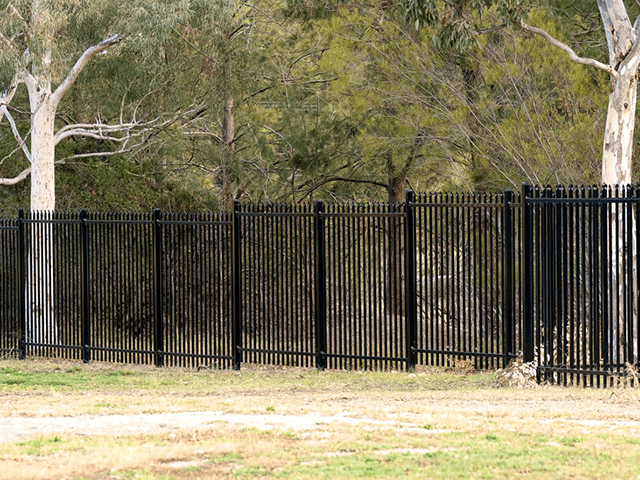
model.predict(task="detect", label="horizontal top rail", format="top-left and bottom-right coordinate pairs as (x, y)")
top-left (412, 201), bottom-right (504, 208)
top-left (22, 218), bottom-right (83, 225)
top-left (85, 218), bottom-right (153, 226)
top-left (237, 211), bottom-right (314, 218)
top-left (525, 197), bottom-right (640, 204)
top-left (321, 211), bottom-right (405, 218)
top-left (159, 219), bottom-right (232, 227)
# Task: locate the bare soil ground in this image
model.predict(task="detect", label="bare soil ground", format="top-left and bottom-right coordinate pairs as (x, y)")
top-left (1, 359), bottom-right (640, 479)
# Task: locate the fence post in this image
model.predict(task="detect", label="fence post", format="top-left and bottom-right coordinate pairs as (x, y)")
top-left (80, 209), bottom-right (90, 363)
top-left (17, 209), bottom-right (26, 360)
top-left (314, 200), bottom-right (327, 370)
top-left (152, 209), bottom-right (164, 367)
top-left (404, 190), bottom-right (417, 370)
top-left (232, 200), bottom-right (243, 370)
top-left (502, 190), bottom-right (515, 368)
top-left (522, 184), bottom-right (534, 363)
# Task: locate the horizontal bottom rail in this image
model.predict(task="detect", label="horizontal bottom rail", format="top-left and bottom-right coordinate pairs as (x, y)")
top-left (538, 365), bottom-right (639, 376)
top-left (162, 351), bottom-right (233, 361)
top-left (324, 352), bottom-right (405, 362)
top-left (87, 345), bottom-right (155, 355)
top-left (23, 342), bottom-right (81, 351)
top-left (412, 348), bottom-right (514, 359)
top-left (238, 347), bottom-right (317, 358)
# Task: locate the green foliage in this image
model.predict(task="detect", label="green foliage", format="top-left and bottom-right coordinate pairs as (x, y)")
top-left (284, 0), bottom-right (351, 20)
top-left (0, 0), bottom-right (632, 211)
top-left (473, 8), bottom-right (608, 188)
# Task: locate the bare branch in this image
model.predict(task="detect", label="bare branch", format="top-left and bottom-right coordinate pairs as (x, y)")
top-left (0, 105), bottom-right (31, 162)
top-left (51, 34), bottom-right (122, 107)
top-left (0, 80), bottom-right (19, 124)
top-left (520, 21), bottom-right (618, 77)
top-left (295, 176), bottom-right (389, 203)
top-left (0, 166), bottom-right (31, 186)
top-left (0, 160), bottom-right (65, 186)
top-left (54, 105), bottom-right (204, 163)
top-left (55, 122), bottom-right (150, 143)
top-left (57, 148), bottom-right (141, 162)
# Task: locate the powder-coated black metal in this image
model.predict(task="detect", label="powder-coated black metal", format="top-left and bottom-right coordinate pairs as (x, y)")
top-left (313, 201), bottom-right (327, 370)
top-left (80, 209), bottom-right (90, 363)
top-left (6, 187), bottom-right (639, 385)
top-left (521, 184), bottom-right (640, 386)
top-left (404, 191), bottom-right (417, 370)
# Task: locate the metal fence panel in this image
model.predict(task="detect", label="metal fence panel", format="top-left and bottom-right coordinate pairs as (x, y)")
top-left (324, 203), bottom-right (406, 370)
top-left (161, 212), bottom-right (233, 368)
top-left (0, 217), bottom-right (19, 357)
top-left (238, 203), bottom-right (316, 367)
top-left (413, 192), bottom-right (516, 369)
top-left (524, 185), bottom-right (640, 386)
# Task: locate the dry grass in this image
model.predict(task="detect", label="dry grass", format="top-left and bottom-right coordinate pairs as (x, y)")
top-left (1, 358), bottom-right (640, 479)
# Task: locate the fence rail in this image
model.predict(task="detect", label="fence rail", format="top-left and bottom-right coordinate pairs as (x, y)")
top-left (2, 185), bottom-right (640, 385)
top-left (522, 185), bottom-right (640, 386)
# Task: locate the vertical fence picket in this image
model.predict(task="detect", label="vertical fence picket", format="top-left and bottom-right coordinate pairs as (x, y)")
top-left (232, 200), bottom-right (242, 370)
top-left (314, 201), bottom-right (327, 370)
top-left (503, 190), bottom-right (515, 368)
top-left (404, 191), bottom-right (417, 370)
top-left (80, 210), bottom-right (90, 363)
top-left (522, 184), bottom-right (534, 363)
top-left (152, 209), bottom-right (164, 368)
top-left (17, 209), bottom-right (26, 360)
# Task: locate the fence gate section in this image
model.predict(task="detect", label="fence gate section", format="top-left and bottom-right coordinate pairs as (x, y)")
top-left (522, 185), bottom-right (640, 386)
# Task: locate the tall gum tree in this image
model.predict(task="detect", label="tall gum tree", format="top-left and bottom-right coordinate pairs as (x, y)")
top-left (404, 0), bottom-right (640, 185)
top-left (0, 0), bottom-right (178, 346)
top-left (406, 0), bottom-right (640, 362)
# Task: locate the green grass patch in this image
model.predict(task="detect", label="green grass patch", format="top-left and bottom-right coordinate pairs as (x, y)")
top-left (2, 358), bottom-right (640, 480)
top-left (0, 359), bottom-right (497, 396)
top-left (15, 436), bottom-right (65, 456)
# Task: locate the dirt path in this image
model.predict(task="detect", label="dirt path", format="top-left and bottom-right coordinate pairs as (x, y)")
top-left (0, 410), bottom-right (443, 444)
top-left (3, 391), bottom-right (640, 445)
top-left (3, 361), bottom-right (640, 479)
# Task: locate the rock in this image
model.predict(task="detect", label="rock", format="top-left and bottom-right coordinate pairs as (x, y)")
top-left (494, 353), bottom-right (539, 388)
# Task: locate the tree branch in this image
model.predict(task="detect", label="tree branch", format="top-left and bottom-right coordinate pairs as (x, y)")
top-left (0, 80), bottom-right (19, 124)
top-left (51, 34), bottom-right (122, 108)
top-left (520, 21), bottom-right (618, 77)
top-left (0, 160), bottom-right (65, 186)
top-left (619, 34), bottom-right (640, 74)
top-left (171, 27), bottom-right (219, 65)
top-left (0, 105), bottom-right (31, 163)
top-left (55, 121), bottom-right (150, 144)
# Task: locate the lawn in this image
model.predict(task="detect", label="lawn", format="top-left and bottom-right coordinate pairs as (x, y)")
top-left (1, 358), bottom-right (639, 479)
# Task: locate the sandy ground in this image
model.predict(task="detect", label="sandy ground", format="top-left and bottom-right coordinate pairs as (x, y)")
top-left (2, 389), bottom-right (640, 444)
top-left (2, 362), bottom-right (640, 479)
top-left (0, 409), bottom-right (445, 444)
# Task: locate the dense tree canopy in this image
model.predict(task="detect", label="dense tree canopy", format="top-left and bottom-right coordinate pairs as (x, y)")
top-left (0, 0), bottom-right (636, 213)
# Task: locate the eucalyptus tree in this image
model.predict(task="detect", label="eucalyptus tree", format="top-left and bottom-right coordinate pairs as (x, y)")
top-left (0, 0), bottom-right (220, 346)
top-left (403, 0), bottom-right (640, 185)
top-left (404, 0), bottom-right (640, 360)
top-left (0, 1), bottom-right (118, 345)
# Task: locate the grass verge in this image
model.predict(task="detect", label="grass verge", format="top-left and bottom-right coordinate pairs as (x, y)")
top-left (1, 358), bottom-right (639, 479)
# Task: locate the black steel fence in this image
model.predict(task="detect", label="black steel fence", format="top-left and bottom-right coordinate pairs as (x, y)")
top-left (1, 186), bottom-right (639, 384)
top-left (522, 185), bottom-right (640, 386)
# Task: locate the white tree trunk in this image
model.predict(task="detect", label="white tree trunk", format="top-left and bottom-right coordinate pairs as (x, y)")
top-left (602, 72), bottom-right (637, 185)
top-left (26, 86), bottom-right (58, 348)
top-left (601, 70), bottom-right (640, 366)
top-left (30, 95), bottom-right (56, 211)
